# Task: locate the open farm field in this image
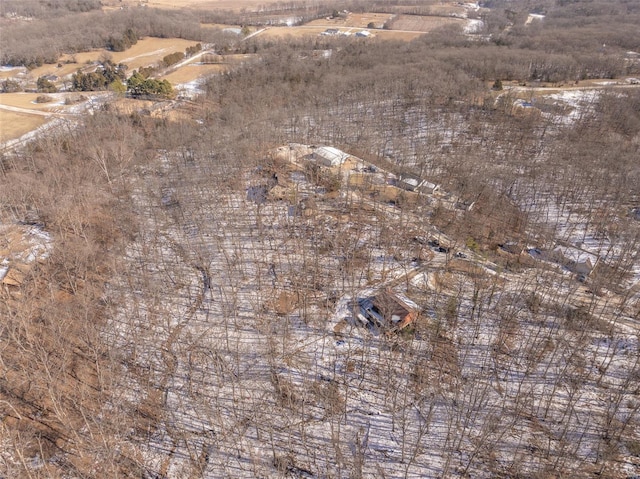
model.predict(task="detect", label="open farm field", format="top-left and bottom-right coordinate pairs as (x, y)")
top-left (389, 14), bottom-right (466, 32)
top-left (25, 38), bottom-right (201, 81)
top-left (108, 37), bottom-right (201, 71)
top-left (162, 63), bottom-right (226, 84)
top-left (372, 29), bottom-right (425, 40)
top-left (258, 26), bottom-right (330, 39)
top-left (423, 3), bottom-right (468, 16)
top-left (0, 92), bottom-right (74, 111)
top-left (0, 110), bottom-right (47, 142)
top-left (27, 61), bottom-right (92, 82)
top-left (258, 26), bottom-right (423, 41)
top-left (0, 67), bottom-right (26, 81)
top-left (108, 0), bottom-right (285, 11)
top-left (306, 12), bottom-right (394, 29)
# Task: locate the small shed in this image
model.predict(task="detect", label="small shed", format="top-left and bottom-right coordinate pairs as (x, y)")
top-left (397, 173), bottom-right (421, 191)
top-left (397, 173), bottom-right (440, 194)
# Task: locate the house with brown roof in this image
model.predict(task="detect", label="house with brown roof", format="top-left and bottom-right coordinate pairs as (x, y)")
top-left (354, 289), bottom-right (419, 331)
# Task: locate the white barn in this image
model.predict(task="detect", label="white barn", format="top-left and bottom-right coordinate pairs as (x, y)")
top-left (312, 146), bottom-right (350, 167)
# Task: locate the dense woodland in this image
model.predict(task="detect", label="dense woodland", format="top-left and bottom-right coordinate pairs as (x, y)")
top-left (1, 0), bottom-right (640, 477)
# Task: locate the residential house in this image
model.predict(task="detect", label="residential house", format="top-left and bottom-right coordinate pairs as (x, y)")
top-left (355, 290), bottom-right (419, 331)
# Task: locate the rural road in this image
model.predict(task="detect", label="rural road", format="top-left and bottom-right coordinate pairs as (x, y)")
top-left (170, 49), bottom-right (209, 69)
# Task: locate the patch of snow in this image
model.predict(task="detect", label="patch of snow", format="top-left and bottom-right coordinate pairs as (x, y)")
top-left (464, 19), bottom-right (484, 34)
top-left (0, 259), bottom-right (8, 281)
top-left (0, 65), bottom-right (25, 72)
top-left (525, 13), bottom-right (545, 25)
top-left (552, 245), bottom-right (598, 269)
top-left (514, 98), bottom-right (535, 108)
top-left (545, 89), bottom-right (600, 123)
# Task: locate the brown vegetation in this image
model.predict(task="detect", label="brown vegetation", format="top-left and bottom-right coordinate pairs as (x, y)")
top-left (1, 1), bottom-right (640, 477)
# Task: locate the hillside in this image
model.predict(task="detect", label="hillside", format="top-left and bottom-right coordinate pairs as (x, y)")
top-left (1, 1), bottom-right (639, 477)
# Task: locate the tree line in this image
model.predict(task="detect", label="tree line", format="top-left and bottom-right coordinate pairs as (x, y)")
top-left (0, 7), bottom-right (230, 68)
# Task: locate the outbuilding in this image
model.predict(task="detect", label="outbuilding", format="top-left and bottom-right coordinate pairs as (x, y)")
top-left (311, 146), bottom-right (350, 167)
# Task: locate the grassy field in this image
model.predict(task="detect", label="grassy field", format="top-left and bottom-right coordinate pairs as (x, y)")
top-left (109, 0), bottom-right (285, 10)
top-left (423, 3), bottom-right (468, 16)
top-left (162, 63), bottom-right (227, 84)
top-left (0, 92), bottom-right (93, 111)
top-left (306, 13), bottom-right (394, 29)
top-left (362, 30), bottom-right (425, 41)
top-left (258, 26), bottom-right (424, 41)
top-left (260, 11), bottom-right (469, 41)
top-left (111, 38), bottom-right (200, 70)
top-left (0, 93), bottom-right (66, 111)
top-left (0, 67), bottom-right (27, 81)
top-left (0, 110), bottom-right (47, 142)
top-left (28, 61), bottom-right (90, 82)
top-left (161, 52), bottom-right (254, 84)
top-left (27, 38), bottom-right (201, 80)
top-left (390, 14), bottom-right (465, 32)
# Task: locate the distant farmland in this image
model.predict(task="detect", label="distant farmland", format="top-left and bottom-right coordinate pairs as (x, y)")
top-left (388, 14), bottom-right (466, 32)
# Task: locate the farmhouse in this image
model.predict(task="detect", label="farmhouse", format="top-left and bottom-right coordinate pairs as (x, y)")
top-left (310, 146), bottom-right (350, 167)
top-left (355, 290), bottom-right (419, 331)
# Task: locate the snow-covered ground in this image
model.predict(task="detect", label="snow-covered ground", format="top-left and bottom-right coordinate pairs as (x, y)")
top-left (546, 89), bottom-right (600, 124)
top-left (0, 223), bottom-right (52, 284)
top-left (100, 142), bottom-right (640, 477)
top-left (464, 19), bottom-right (484, 34)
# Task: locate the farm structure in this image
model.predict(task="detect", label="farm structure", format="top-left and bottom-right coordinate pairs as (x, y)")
top-left (396, 172), bottom-right (440, 194)
top-left (307, 145), bottom-right (350, 166)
